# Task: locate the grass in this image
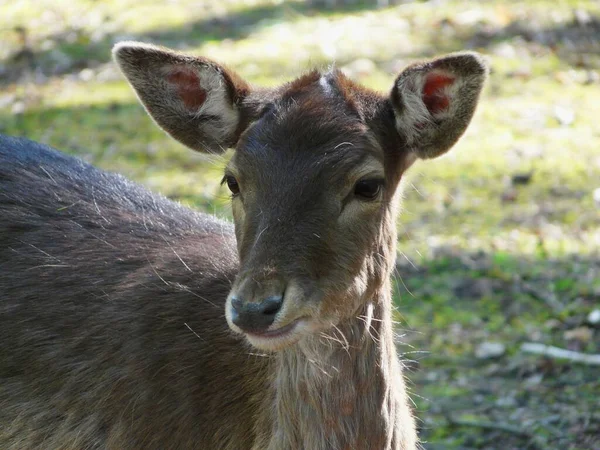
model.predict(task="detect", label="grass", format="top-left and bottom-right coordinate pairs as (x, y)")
top-left (1, 0), bottom-right (599, 448)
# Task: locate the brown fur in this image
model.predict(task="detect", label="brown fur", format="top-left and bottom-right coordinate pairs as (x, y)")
top-left (0, 43), bottom-right (486, 449)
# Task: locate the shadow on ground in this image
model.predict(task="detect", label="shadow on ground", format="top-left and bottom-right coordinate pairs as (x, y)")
top-left (1, 0), bottom-right (383, 85)
top-left (394, 247), bottom-right (600, 449)
top-left (3, 2), bottom-right (599, 86)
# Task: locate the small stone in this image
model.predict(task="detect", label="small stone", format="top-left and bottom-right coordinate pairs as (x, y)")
top-left (585, 71), bottom-right (600, 85)
top-left (554, 105), bottom-right (575, 126)
top-left (454, 9), bottom-right (486, 26)
top-left (574, 8), bottom-right (592, 26)
top-left (425, 371), bottom-right (440, 382)
top-left (79, 68), bottom-right (95, 82)
top-left (11, 101), bottom-right (25, 115)
top-left (475, 342), bottom-right (506, 359)
top-left (587, 309), bottom-right (600, 326)
top-left (593, 188), bottom-right (600, 205)
top-left (524, 374), bottom-right (543, 388)
top-left (544, 319), bottom-right (562, 330)
top-left (492, 42), bottom-right (517, 58)
top-left (496, 395), bottom-right (517, 407)
top-left (0, 93), bottom-right (16, 110)
top-left (340, 58), bottom-right (377, 79)
top-left (501, 187), bottom-right (518, 203)
top-left (564, 326), bottom-right (593, 344)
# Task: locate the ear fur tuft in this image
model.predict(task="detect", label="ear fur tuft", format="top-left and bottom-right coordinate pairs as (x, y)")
top-left (391, 51), bottom-right (488, 159)
top-left (113, 41), bottom-right (250, 154)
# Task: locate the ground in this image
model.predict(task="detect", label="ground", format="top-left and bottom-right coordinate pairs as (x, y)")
top-left (1, 1), bottom-right (599, 448)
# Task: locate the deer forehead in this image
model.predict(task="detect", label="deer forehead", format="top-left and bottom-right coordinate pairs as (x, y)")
top-left (230, 130), bottom-right (384, 191)
top-left (230, 76), bottom-right (383, 180)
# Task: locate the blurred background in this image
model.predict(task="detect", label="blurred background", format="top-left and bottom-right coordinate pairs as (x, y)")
top-left (1, 0), bottom-right (599, 448)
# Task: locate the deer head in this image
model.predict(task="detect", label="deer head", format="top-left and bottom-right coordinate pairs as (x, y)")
top-left (114, 42), bottom-right (486, 352)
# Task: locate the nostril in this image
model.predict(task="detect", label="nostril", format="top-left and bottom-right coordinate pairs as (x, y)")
top-left (230, 294), bottom-right (284, 332)
top-left (260, 296), bottom-right (283, 316)
top-left (231, 297), bottom-right (244, 312)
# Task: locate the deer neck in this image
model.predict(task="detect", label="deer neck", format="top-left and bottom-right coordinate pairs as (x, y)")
top-left (267, 287), bottom-right (416, 450)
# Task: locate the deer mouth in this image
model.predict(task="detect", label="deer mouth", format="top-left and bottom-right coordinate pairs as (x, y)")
top-left (244, 318), bottom-right (305, 350)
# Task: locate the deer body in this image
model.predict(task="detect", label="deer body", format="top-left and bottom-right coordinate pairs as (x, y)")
top-left (0, 136), bottom-right (268, 449)
top-left (0, 43), bottom-right (486, 449)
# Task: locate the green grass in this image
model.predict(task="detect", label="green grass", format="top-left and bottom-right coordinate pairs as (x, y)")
top-left (1, 0), bottom-right (599, 448)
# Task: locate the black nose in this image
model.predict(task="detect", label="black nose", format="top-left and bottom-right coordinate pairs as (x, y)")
top-left (230, 295), bottom-right (283, 332)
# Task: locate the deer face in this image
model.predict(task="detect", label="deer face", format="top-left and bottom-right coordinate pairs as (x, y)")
top-left (114, 43), bottom-right (486, 351)
top-left (225, 81), bottom-right (397, 350)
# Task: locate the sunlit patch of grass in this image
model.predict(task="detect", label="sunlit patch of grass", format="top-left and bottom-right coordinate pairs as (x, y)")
top-left (47, 81), bottom-right (132, 109)
top-left (2, 0), bottom-right (597, 263)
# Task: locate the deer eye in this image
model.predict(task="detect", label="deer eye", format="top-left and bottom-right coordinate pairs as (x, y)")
top-left (354, 179), bottom-right (383, 200)
top-left (223, 175), bottom-right (240, 196)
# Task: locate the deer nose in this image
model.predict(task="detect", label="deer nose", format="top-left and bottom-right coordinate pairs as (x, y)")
top-left (230, 295), bottom-right (283, 332)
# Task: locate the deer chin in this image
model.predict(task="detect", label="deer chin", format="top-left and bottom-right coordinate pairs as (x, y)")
top-left (243, 317), bottom-right (316, 352)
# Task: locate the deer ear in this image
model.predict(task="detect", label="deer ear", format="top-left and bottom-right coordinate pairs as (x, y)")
top-left (113, 42), bottom-right (251, 154)
top-left (390, 52), bottom-right (487, 159)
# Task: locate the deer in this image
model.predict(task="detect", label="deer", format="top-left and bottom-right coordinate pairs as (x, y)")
top-left (0, 41), bottom-right (486, 449)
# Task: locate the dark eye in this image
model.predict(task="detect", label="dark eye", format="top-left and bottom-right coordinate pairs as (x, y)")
top-left (354, 179), bottom-right (383, 200)
top-left (224, 175), bottom-right (240, 196)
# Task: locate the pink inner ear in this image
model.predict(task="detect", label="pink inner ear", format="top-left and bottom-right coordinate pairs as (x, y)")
top-left (422, 72), bottom-right (455, 114)
top-left (167, 69), bottom-right (207, 110)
